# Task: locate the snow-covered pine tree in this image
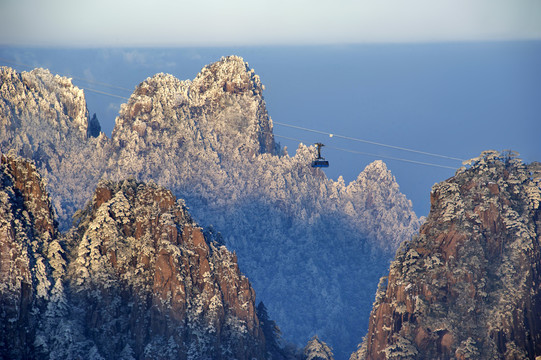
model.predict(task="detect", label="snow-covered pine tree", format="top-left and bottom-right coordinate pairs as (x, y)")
top-left (304, 335), bottom-right (334, 360)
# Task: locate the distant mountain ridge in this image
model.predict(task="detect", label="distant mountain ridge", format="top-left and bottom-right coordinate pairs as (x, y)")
top-left (0, 57), bottom-right (420, 358)
top-left (351, 150), bottom-right (541, 360)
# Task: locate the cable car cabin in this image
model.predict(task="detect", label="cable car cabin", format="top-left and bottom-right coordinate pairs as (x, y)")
top-left (312, 159), bottom-right (329, 168)
top-left (311, 142), bottom-right (329, 168)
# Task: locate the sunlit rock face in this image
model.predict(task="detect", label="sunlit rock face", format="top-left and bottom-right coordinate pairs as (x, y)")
top-left (109, 55), bottom-right (276, 174)
top-left (89, 56), bottom-right (420, 358)
top-left (351, 151), bottom-right (541, 360)
top-left (0, 157), bottom-right (271, 359)
top-left (66, 178), bottom-right (266, 359)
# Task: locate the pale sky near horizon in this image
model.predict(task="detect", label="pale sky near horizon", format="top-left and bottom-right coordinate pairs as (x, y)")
top-left (1, 0), bottom-right (541, 46)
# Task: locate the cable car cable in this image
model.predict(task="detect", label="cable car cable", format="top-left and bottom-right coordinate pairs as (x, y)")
top-left (0, 57), bottom-right (133, 92)
top-left (83, 88), bottom-right (130, 100)
top-left (272, 133), bottom-right (457, 170)
top-left (273, 121), bottom-right (465, 162)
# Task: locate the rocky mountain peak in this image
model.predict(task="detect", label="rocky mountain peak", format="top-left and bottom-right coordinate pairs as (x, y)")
top-left (352, 150), bottom-right (541, 360)
top-left (0, 66), bottom-right (89, 140)
top-left (188, 55), bottom-right (275, 156)
top-left (304, 335), bottom-right (335, 360)
top-left (0, 66), bottom-right (105, 229)
top-left (0, 153), bottom-right (57, 238)
top-left (0, 59), bottom-right (422, 358)
top-left (66, 178), bottom-right (267, 359)
top-left (345, 160), bottom-right (419, 253)
top-left (0, 159), bottom-right (283, 358)
top-left (111, 55), bottom-right (275, 160)
top-left (190, 55), bottom-right (264, 105)
top-left (357, 160), bottom-right (393, 182)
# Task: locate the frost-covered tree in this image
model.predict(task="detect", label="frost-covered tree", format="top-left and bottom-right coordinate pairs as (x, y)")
top-left (304, 336), bottom-right (334, 360)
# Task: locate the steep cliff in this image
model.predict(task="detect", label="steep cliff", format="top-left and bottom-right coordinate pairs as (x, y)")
top-left (352, 150), bottom-right (541, 360)
top-left (103, 58), bottom-right (419, 357)
top-left (0, 154), bottom-right (284, 359)
top-left (64, 178), bottom-right (268, 359)
top-left (108, 55), bottom-right (276, 183)
top-left (0, 154), bottom-right (62, 359)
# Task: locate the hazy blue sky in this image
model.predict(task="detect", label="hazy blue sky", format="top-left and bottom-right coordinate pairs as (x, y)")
top-left (1, 0), bottom-right (541, 46)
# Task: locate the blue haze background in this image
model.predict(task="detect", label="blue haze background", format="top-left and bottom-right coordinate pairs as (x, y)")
top-left (1, 42), bottom-right (540, 217)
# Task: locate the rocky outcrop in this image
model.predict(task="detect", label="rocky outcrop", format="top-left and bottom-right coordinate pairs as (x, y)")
top-left (0, 66), bottom-right (107, 228)
top-left (109, 55), bottom-right (276, 178)
top-left (67, 178), bottom-right (267, 359)
top-left (352, 151), bottom-right (541, 360)
top-left (0, 154), bottom-right (280, 359)
top-left (88, 58), bottom-right (420, 358)
top-left (344, 160), bottom-right (419, 253)
top-left (0, 67), bottom-right (89, 140)
top-left (0, 154), bottom-right (61, 358)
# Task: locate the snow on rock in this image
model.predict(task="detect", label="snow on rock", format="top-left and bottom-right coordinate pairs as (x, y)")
top-left (0, 66), bottom-right (107, 227)
top-left (0, 154), bottom-right (61, 358)
top-left (0, 66), bottom-right (89, 139)
top-left (0, 159), bottom-right (283, 359)
top-left (103, 57), bottom-right (419, 357)
top-left (345, 160), bottom-right (419, 253)
top-left (65, 178), bottom-right (267, 359)
top-left (352, 151), bottom-right (541, 360)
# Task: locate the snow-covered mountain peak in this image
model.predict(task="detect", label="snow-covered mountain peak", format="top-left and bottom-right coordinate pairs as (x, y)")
top-left (0, 156), bottom-right (280, 359)
top-left (344, 160), bottom-right (418, 253)
top-left (111, 55), bottom-right (275, 161)
top-left (0, 60), bottom-right (421, 358)
top-left (0, 66), bottom-right (89, 138)
top-left (190, 55), bottom-right (264, 105)
top-left (188, 55), bottom-right (274, 155)
top-left (356, 159), bottom-right (394, 183)
top-left (134, 72), bottom-right (184, 93)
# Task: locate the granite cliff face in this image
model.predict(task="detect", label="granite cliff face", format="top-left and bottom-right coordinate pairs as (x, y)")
top-left (0, 154), bottom-right (61, 358)
top-left (0, 154), bottom-right (280, 359)
top-left (352, 151), bottom-right (541, 360)
top-left (67, 178), bottom-right (266, 359)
